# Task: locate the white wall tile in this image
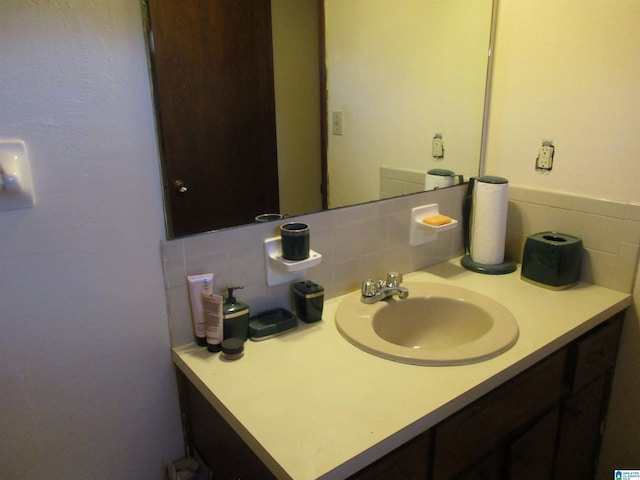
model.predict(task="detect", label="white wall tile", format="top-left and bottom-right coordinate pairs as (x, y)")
top-left (505, 187), bottom-right (636, 293)
top-left (583, 215), bottom-right (624, 254)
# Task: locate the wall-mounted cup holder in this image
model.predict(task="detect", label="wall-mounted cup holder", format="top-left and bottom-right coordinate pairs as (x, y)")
top-left (263, 236), bottom-right (322, 286)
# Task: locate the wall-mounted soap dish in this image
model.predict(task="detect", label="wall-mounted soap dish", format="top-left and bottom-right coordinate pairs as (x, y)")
top-left (263, 237), bottom-right (322, 286)
top-left (409, 204), bottom-right (458, 246)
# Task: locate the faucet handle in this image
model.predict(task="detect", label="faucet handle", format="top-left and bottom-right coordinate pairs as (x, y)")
top-left (386, 272), bottom-right (403, 288)
top-left (362, 279), bottom-right (378, 297)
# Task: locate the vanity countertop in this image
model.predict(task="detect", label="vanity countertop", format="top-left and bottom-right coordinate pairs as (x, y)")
top-left (172, 258), bottom-right (632, 480)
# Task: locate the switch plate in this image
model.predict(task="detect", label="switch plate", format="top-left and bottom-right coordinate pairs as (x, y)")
top-left (536, 142), bottom-right (554, 170)
top-left (432, 134), bottom-right (444, 158)
top-left (331, 111), bottom-right (343, 136)
top-left (0, 139), bottom-right (35, 211)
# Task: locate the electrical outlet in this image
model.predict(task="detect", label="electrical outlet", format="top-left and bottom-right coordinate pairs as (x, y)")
top-left (432, 134), bottom-right (444, 158)
top-left (331, 111), bottom-right (343, 136)
top-left (536, 142), bottom-right (554, 170)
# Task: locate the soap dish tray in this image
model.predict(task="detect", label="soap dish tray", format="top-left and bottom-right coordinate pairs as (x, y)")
top-left (249, 308), bottom-right (298, 341)
top-left (410, 204), bottom-right (458, 246)
top-left (414, 217), bottom-right (458, 232)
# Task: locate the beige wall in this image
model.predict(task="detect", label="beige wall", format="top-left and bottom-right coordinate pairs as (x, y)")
top-left (486, 0), bottom-right (640, 202)
top-left (272, 0), bottom-right (323, 216)
top-left (325, 0), bottom-right (493, 208)
top-left (485, 0), bottom-right (640, 473)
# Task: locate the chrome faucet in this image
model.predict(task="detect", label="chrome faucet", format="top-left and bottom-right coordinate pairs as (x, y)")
top-left (361, 272), bottom-right (409, 304)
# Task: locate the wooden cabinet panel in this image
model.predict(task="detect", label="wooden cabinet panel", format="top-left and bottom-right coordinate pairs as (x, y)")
top-left (432, 349), bottom-right (568, 479)
top-left (456, 450), bottom-right (503, 480)
top-left (348, 433), bottom-right (431, 480)
top-left (571, 314), bottom-right (623, 392)
top-left (507, 408), bottom-right (560, 480)
top-left (554, 375), bottom-right (609, 480)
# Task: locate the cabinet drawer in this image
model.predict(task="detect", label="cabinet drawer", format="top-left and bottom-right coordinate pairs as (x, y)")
top-left (571, 314), bottom-right (623, 392)
top-left (432, 348), bottom-right (568, 480)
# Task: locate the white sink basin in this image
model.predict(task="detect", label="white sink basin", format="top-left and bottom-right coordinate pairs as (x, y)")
top-left (335, 282), bottom-right (519, 366)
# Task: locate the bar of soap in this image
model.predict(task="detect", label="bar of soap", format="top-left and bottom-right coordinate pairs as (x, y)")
top-left (422, 214), bottom-right (452, 226)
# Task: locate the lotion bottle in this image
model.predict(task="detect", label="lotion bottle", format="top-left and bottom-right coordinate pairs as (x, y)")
top-left (201, 291), bottom-right (223, 352)
top-left (223, 286), bottom-right (250, 341)
top-left (187, 273), bottom-right (214, 346)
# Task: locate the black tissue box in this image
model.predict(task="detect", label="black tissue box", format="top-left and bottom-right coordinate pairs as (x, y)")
top-left (521, 231), bottom-right (583, 290)
top-left (293, 281), bottom-right (324, 323)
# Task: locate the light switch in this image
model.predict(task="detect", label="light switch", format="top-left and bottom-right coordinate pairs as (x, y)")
top-left (331, 111), bottom-right (343, 135)
top-left (0, 140), bottom-right (35, 211)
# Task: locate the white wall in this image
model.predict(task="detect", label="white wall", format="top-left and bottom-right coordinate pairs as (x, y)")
top-left (485, 0), bottom-right (640, 473)
top-left (0, 1), bottom-right (183, 478)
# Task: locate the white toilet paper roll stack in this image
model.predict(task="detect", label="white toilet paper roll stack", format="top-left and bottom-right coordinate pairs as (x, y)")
top-left (470, 177), bottom-right (509, 265)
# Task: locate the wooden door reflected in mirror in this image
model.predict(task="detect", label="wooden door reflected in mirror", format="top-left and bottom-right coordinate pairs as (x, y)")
top-left (146, 0), bottom-right (283, 237)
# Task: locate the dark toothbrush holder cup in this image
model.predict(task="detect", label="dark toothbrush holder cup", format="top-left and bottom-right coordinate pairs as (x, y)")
top-left (280, 222), bottom-right (310, 261)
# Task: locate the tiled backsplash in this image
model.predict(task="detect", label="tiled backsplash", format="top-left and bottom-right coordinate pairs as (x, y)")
top-left (505, 186), bottom-right (639, 294)
top-left (379, 166), bottom-right (426, 199)
top-left (161, 186), bottom-right (465, 346)
top-left (161, 184), bottom-right (639, 347)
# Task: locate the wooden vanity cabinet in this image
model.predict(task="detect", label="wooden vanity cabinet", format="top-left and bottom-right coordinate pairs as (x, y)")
top-left (553, 315), bottom-right (624, 479)
top-left (177, 374), bottom-right (277, 479)
top-left (431, 348), bottom-right (569, 479)
top-left (179, 313), bottom-right (623, 480)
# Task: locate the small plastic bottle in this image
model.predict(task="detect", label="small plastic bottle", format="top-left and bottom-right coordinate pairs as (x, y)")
top-left (201, 292), bottom-right (223, 352)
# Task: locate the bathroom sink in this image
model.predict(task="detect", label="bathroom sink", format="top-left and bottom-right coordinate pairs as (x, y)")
top-left (335, 282), bottom-right (519, 366)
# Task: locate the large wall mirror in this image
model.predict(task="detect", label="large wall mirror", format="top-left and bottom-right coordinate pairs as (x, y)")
top-left (143, 0), bottom-right (496, 239)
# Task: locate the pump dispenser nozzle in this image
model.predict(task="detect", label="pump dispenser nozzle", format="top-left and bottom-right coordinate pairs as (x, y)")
top-left (225, 286), bottom-right (243, 303)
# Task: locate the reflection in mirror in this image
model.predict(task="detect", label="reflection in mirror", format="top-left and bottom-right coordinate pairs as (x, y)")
top-left (143, 0), bottom-right (495, 238)
top-left (325, 0), bottom-right (494, 208)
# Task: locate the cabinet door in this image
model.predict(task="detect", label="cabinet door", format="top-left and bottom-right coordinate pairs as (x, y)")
top-left (554, 375), bottom-right (609, 480)
top-left (507, 408), bottom-right (560, 479)
top-left (456, 450), bottom-right (503, 480)
top-left (433, 349), bottom-right (568, 479)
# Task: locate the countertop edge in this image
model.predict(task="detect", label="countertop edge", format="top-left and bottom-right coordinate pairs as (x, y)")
top-left (172, 352), bottom-right (293, 480)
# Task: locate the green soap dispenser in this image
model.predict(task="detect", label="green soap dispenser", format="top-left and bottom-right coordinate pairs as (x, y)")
top-left (223, 286), bottom-right (250, 341)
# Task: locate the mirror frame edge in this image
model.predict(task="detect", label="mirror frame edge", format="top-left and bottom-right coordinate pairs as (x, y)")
top-left (478, 0), bottom-right (499, 178)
